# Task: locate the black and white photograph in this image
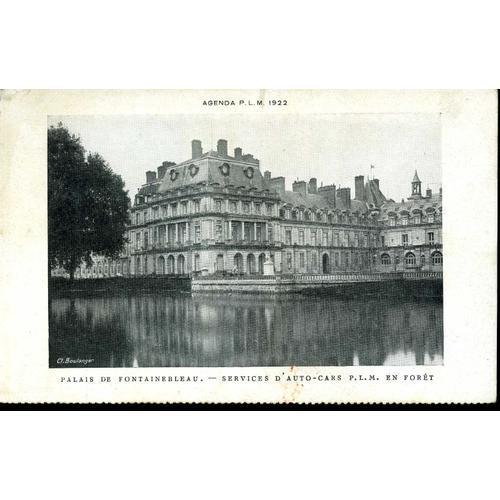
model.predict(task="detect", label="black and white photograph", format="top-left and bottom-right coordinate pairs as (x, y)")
top-left (48, 112), bottom-right (443, 368)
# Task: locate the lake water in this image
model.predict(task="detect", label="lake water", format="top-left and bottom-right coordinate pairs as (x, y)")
top-left (49, 293), bottom-right (443, 367)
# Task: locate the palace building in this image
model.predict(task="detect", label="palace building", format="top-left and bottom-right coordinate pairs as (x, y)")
top-left (73, 139), bottom-right (443, 279)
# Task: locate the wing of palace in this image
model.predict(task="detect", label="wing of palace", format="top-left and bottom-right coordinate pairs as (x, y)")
top-left (65, 139), bottom-right (442, 279)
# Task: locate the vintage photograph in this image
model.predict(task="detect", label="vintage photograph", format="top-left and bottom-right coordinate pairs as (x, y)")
top-left (48, 113), bottom-right (443, 368)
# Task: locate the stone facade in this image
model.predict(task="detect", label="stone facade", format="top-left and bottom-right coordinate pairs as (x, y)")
top-left (73, 139), bottom-right (443, 279)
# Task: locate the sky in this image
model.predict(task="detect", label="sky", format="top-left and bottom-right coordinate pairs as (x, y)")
top-left (48, 113), bottom-right (441, 202)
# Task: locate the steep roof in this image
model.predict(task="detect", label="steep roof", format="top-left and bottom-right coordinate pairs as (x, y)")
top-left (280, 190), bottom-right (368, 213)
top-left (157, 152), bottom-right (265, 193)
top-left (378, 193), bottom-right (442, 220)
top-left (413, 170), bottom-right (421, 183)
top-left (364, 179), bottom-right (387, 207)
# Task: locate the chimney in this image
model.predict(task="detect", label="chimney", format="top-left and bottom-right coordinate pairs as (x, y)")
top-left (308, 178), bottom-right (317, 194)
top-left (269, 177), bottom-right (285, 195)
top-left (192, 139), bottom-right (202, 159)
top-left (217, 139), bottom-right (228, 157)
top-left (157, 161), bottom-right (175, 180)
top-left (426, 188), bottom-right (432, 198)
top-left (146, 170), bottom-right (157, 183)
top-left (318, 184), bottom-right (336, 207)
top-left (354, 175), bottom-right (365, 200)
top-left (264, 170), bottom-right (271, 181)
top-left (234, 147), bottom-right (242, 160)
top-left (336, 187), bottom-right (351, 208)
top-left (292, 180), bottom-right (307, 196)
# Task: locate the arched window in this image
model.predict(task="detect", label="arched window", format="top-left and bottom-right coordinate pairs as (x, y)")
top-left (381, 253), bottom-right (391, 265)
top-left (421, 254), bottom-right (425, 265)
top-left (177, 254), bottom-right (185, 274)
top-left (405, 252), bottom-right (416, 266)
top-left (432, 251), bottom-right (443, 265)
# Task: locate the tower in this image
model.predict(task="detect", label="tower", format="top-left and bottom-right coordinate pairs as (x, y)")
top-left (411, 170), bottom-right (422, 198)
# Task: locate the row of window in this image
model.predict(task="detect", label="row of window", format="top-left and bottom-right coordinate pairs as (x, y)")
top-left (380, 251), bottom-right (443, 266)
top-left (283, 228), bottom-right (377, 247)
top-left (387, 213), bottom-right (440, 226)
top-left (133, 199), bottom-right (277, 225)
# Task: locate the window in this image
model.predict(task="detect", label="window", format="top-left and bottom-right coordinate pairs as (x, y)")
top-left (162, 205), bottom-right (167, 218)
top-left (432, 252), bottom-right (443, 265)
top-left (215, 222), bottom-right (222, 242)
top-left (334, 252), bottom-right (339, 267)
top-left (255, 203), bottom-right (261, 214)
top-left (216, 254), bottom-right (224, 272)
top-left (316, 212), bottom-right (322, 222)
top-left (229, 201), bottom-right (237, 213)
top-left (286, 252), bottom-right (292, 271)
top-left (299, 230), bottom-right (304, 245)
top-left (267, 226), bottom-right (273, 242)
top-left (153, 206), bottom-right (159, 220)
top-left (135, 232), bottom-right (140, 249)
top-left (299, 252), bottom-right (305, 268)
top-left (135, 213), bottom-right (140, 225)
top-left (428, 232), bottom-right (435, 244)
top-left (414, 215), bottom-right (421, 224)
top-left (144, 211), bottom-right (148, 223)
top-left (354, 233), bottom-right (359, 247)
top-left (214, 200), bottom-right (221, 212)
top-left (421, 254), bottom-right (426, 265)
top-left (311, 252), bottom-right (317, 268)
top-left (285, 229), bottom-right (292, 245)
top-left (389, 217), bottom-right (396, 226)
top-left (311, 231), bottom-right (317, 246)
top-left (322, 232), bottom-right (328, 246)
top-left (401, 217), bottom-right (408, 226)
top-left (428, 214), bottom-right (434, 223)
top-left (171, 203), bottom-right (177, 216)
top-left (334, 233), bottom-right (339, 246)
top-left (402, 234), bottom-right (409, 246)
top-left (194, 254), bottom-right (200, 271)
top-left (405, 252), bottom-right (416, 266)
top-left (243, 202), bottom-right (250, 213)
top-left (304, 211), bottom-right (310, 221)
top-left (266, 204), bottom-right (273, 216)
top-left (194, 225), bottom-right (201, 243)
top-left (144, 231), bottom-right (149, 248)
top-left (381, 235), bottom-right (385, 247)
top-left (181, 202), bottom-right (188, 215)
top-left (194, 200), bottom-right (201, 213)
top-left (292, 210), bottom-right (298, 220)
top-left (381, 253), bottom-right (391, 265)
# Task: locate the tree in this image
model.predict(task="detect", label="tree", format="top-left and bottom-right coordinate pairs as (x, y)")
top-left (48, 123), bottom-right (130, 280)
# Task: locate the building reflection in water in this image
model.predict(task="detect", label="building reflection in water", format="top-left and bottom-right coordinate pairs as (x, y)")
top-left (49, 293), bottom-right (443, 368)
